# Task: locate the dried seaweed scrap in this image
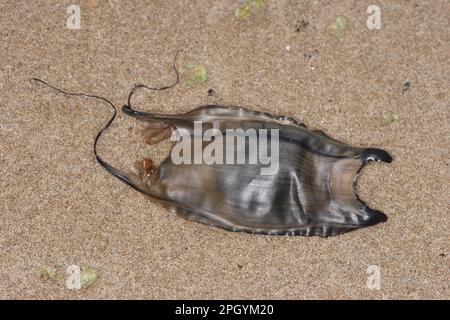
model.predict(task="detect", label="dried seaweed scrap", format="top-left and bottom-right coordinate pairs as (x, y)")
top-left (39, 265), bottom-right (65, 285)
top-left (32, 50), bottom-right (393, 237)
top-left (186, 64), bottom-right (207, 86)
top-left (329, 16), bottom-right (349, 38)
top-left (80, 265), bottom-right (97, 287)
top-left (383, 112), bottom-right (399, 125)
top-left (235, 0), bottom-right (265, 19)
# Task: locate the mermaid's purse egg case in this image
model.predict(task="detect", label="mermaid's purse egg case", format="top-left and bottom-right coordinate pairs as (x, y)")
top-left (117, 105), bottom-right (392, 237)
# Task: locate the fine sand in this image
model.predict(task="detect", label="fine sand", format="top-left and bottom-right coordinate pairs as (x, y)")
top-left (0, 0), bottom-right (448, 299)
